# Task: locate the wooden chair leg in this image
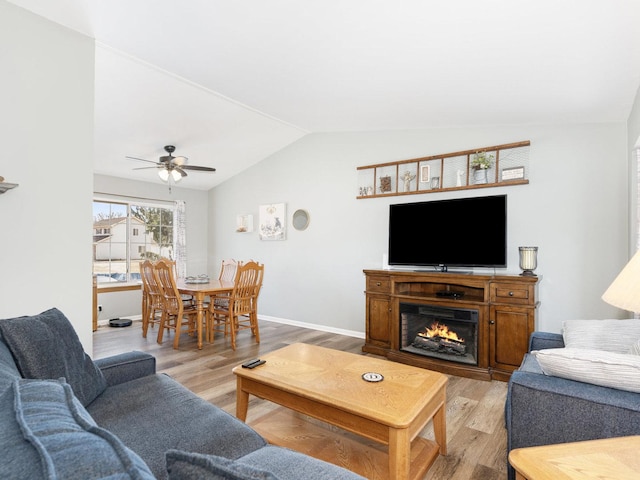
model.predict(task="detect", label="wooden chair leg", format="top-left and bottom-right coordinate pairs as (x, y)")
top-left (230, 314), bottom-right (237, 350)
top-left (205, 312), bottom-right (212, 343)
top-left (172, 323), bottom-right (181, 349)
top-left (142, 316), bottom-right (149, 338)
top-left (251, 313), bottom-right (260, 343)
top-left (141, 304), bottom-right (149, 338)
top-left (157, 312), bottom-right (167, 344)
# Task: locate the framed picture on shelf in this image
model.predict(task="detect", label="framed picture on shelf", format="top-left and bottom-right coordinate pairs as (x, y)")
top-left (379, 175), bottom-right (392, 193)
top-left (420, 165), bottom-right (431, 183)
top-left (501, 166), bottom-right (525, 181)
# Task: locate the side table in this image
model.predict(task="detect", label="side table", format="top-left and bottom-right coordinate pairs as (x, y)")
top-left (508, 436), bottom-right (640, 479)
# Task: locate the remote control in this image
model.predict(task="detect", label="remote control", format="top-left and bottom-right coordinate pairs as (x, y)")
top-left (241, 359), bottom-right (262, 368)
top-left (246, 360), bottom-right (266, 369)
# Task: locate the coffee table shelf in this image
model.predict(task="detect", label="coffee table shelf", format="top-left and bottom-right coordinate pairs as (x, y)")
top-left (250, 408), bottom-right (440, 480)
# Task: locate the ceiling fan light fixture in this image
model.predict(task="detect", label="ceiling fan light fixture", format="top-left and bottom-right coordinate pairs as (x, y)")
top-left (128, 145), bottom-right (215, 185)
top-left (158, 169), bottom-right (170, 182)
top-left (170, 169), bottom-right (182, 182)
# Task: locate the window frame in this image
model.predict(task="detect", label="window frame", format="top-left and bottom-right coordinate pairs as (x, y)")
top-left (93, 197), bottom-right (176, 284)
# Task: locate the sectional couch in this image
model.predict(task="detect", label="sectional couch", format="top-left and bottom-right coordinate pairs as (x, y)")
top-left (506, 323), bottom-right (640, 480)
top-left (0, 308), bottom-right (365, 479)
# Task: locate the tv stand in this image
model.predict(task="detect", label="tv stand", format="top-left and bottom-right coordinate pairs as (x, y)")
top-left (363, 269), bottom-right (540, 381)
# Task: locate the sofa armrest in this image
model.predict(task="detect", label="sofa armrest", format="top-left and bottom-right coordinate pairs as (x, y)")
top-left (94, 351), bottom-right (156, 387)
top-left (529, 331), bottom-right (564, 352)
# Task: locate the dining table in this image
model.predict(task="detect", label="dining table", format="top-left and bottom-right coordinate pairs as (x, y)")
top-left (177, 279), bottom-right (234, 349)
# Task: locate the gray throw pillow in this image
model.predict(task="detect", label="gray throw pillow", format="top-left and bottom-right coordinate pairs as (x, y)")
top-left (14, 378), bottom-right (154, 479)
top-left (0, 308), bottom-right (107, 406)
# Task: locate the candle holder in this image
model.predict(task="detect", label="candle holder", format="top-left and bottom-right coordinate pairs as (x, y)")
top-left (519, 247), bottom-right (538, 276)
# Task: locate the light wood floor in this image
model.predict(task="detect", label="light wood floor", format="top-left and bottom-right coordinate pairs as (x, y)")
top-left (93, 319), bottom-right (509, 480)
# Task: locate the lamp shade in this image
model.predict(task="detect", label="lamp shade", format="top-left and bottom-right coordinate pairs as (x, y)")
top-left (602, 250), bottom-right (640, 313)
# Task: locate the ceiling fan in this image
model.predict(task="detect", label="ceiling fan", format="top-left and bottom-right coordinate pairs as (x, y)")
top-left (126, 145), bottom-right (216, 183)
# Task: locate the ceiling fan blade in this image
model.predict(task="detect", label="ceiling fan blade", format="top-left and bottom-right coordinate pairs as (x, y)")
top-left (181, 165), bottom-right (216, 172)
top-left (126, 156), bottom-right (159, 165)
top-left (132, 166), bottom-right (162, 170)
top-left (175, 167), bottom-right (188, 177)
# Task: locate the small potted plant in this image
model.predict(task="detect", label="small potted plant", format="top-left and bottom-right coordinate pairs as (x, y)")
top-left (470, 151), bottom-right (494, 184)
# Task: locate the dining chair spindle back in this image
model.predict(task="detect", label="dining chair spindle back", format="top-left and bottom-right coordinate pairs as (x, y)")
top-left (140, 259), bottom-right (165, 338)
top-left (153, 258), bottom-right (198, 349)
top-left (209, 261), bottom-right (264, 350)
top-left (207, 259), bottom-right (239, 341)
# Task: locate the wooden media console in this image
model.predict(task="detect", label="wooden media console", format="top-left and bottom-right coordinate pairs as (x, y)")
top-left (363, 269), bottom-right (540, 381)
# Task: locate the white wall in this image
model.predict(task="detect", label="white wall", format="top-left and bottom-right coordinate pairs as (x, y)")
top-left (628, 84), bottom-right (640, 252)
top-left (209, 123), bottom-right (628, 335)
top-left (0, 3), bottom-right (95, 350)
top-left (93, 174), bottom-right (210, 322)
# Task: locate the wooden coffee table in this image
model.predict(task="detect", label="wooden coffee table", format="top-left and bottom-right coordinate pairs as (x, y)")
top-left (232, 343), bottom-right (447, 480)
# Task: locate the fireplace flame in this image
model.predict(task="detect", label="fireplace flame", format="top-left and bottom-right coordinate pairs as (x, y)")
top-left (418, 322), bottom-right (464, 343)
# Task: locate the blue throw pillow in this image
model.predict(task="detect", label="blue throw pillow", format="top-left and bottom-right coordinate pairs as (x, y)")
top-left (0, 308), bottom-right (107, 406)
top-left (165, 449), bottom-right (279, 480)
top-left (14, 378), bottom-right (154, 480)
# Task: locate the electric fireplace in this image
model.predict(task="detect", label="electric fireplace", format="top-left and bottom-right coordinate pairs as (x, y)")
top-left (400, 303), bottom-right (479, 366)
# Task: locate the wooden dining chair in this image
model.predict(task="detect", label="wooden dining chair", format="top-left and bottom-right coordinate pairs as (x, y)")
top-left (153, 258), bottom-right (198, 349)
top-left (206, 259), bottom-right (239, 342)
top-left (209, 261), bottom-right (264, 350)
top-left (140, 259), bottom-right (165, 338)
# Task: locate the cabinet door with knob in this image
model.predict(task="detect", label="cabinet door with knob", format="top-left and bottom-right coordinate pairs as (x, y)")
top-left (364, 275), bottom-right (392, 354)
top-left (489, 281), bottom-right (538, 380)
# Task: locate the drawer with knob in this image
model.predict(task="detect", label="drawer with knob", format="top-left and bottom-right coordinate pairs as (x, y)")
top-left (366, 275), bottom-right (391, 293)
top-left (490, 283), bottom-right (534, 305)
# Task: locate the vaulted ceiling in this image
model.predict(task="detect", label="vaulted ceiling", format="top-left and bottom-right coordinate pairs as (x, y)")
top-left (9, 0), bottom-right (640, 190)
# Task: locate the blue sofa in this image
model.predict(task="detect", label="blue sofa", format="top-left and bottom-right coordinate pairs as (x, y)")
top-left (0, 308), bottom-right (365, 479)
top-left (505, 331), bottom-right (640, 480)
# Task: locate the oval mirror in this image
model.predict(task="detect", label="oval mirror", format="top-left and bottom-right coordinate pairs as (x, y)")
top-left (292, 209), bottom-right (310, 231)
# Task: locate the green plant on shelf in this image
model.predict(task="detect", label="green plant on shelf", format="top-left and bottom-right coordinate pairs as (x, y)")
top-left (470, 151), bottom-right (495, 170)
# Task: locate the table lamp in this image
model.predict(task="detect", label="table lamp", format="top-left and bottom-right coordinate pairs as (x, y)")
top-left (602, 250), bottom-right (640, 312)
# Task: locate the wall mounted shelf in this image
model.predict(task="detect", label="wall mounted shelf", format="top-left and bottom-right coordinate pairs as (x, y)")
top-left (357, 140), bottom-right (530, 199)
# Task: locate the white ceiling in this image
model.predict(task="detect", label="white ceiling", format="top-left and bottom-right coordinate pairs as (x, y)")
top-left (9, 0), bottom-right (640, 190)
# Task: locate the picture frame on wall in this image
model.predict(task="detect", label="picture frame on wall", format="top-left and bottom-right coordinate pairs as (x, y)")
top-left (259, 203), bottom-right (286, 240)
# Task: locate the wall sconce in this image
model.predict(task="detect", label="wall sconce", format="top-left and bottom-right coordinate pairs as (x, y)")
top-left (519, 247), bottom-right (538, 276)
top-left (0, 175), bottom-right (19, 194)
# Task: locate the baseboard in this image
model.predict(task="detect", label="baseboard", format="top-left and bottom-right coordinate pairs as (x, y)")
top-left (258, 314), bottom-right (365, 339)
top-left (98, 314), bottom-right (365, 339)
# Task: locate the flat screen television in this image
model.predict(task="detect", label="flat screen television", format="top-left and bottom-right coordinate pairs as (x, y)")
top-left (388, 194), bottom-right (507, 270)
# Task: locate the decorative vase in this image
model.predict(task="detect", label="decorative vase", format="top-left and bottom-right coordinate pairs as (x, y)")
top-left (473, 168), bottom-right (488, 185)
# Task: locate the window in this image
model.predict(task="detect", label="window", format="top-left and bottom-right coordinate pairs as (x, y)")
top-left (93, 199), bottom-right (175, 283)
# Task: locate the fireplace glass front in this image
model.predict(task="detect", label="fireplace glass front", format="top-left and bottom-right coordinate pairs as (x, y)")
top-left (400, 303), bottom-right (478, 366)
